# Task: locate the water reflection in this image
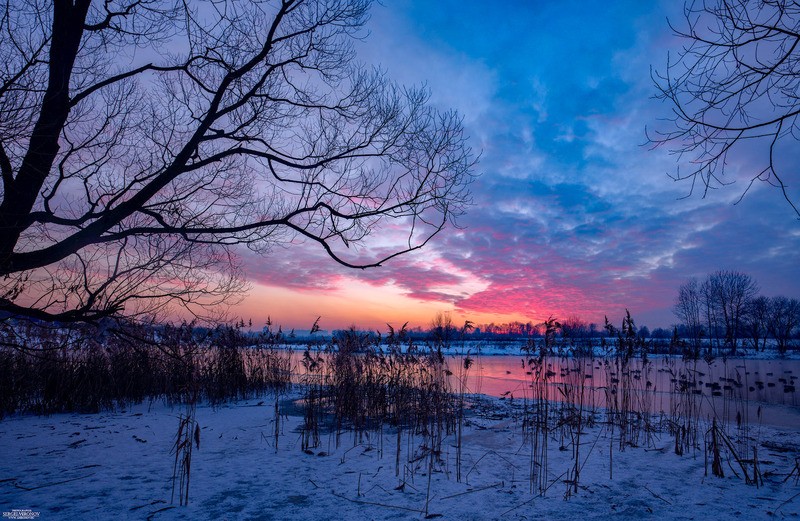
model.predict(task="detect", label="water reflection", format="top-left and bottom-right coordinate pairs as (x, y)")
top-left (465, 355), bottom-right (800, 428)
top-left (286, 349), bottom-right (800, 428)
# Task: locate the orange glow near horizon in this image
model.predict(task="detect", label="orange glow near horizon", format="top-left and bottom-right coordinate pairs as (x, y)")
top-left (232, 281), bottom-right (536, 332)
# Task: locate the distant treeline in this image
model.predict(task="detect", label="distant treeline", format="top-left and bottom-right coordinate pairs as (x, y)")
top-left (227, 293), bottom-right (799, 357)
top-left (673, 270), bottom-right (799, 355)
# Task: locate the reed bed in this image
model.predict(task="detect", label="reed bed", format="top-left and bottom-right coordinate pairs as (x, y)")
top-left (0, 321), bottom-right (292, 416)
top-left (297, 326), bottom-right (459, 464)
top-left (483, 312), bottom-right (789, 499)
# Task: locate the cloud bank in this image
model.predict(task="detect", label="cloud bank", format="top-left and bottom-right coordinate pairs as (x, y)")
top-left (235, 0), bottom-right (800, 330)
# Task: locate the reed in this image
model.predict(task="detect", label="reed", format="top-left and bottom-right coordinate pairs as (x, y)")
top-left (0, 320), bottom-right (292, 416)
top-left (171, 399), bottom-right (199, 506)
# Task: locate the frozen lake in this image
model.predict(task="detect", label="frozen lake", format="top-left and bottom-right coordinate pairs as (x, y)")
top-left (462, 355), bottom-right (800, 428)
top-left (285, 349), bottom-right (800, 427)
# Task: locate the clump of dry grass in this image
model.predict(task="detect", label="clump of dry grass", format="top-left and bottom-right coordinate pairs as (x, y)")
top-left (0, 320), bottom-right (292, 416)
top-left (299, 330), bottom-right (455, 434)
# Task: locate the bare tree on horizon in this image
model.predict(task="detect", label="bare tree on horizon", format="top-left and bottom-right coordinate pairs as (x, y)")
top-left (0, 0), bottom-right (476, 322)
top-left (705, 270), bottom-right (758, 353)
top-left (766, 296), bottom-right (800, 354)
top-left (674, 277), bottom-right (704, 355)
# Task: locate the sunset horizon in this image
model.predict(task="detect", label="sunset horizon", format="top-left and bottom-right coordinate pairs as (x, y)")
top-left (226, 0), bottom-right (800, 333)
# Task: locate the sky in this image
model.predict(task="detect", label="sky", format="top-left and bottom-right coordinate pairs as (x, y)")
top-left (233, 0), bottom-right (800, 332)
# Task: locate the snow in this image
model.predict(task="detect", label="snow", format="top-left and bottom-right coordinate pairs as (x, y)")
top-left (1, 392), bottom-right (798, 520)
top-left (271, 339), bottom-right (800, 360)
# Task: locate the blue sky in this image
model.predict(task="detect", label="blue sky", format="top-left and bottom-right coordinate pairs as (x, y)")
top-left (236, 0), bottom-right (800, 330)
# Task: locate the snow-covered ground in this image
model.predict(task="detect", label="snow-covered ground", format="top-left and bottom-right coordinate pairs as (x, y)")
top-left (1, 393), bottom-right (798, 520)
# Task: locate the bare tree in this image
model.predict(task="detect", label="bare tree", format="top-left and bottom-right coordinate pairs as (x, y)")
top-left (652, 0), bottom-right (800, 218)
top-left (742, 295), bottom-right (770, 351)
top-left (766, 296), bottom-right (800, 354)
top-left (705, 270), bottom-right (758, 353)
top-left (0, 1), bottom-right (475, 322)
top-left (674, 277), bottom-right (705, 355)
top-left (560, 314), bottom-right (589, 347)
top-left (677, 270), bottom-right (759, 354)
top-left (429, 311), bottom-right (456, 349)
top-left (700, 277), bottom-right (723, 352)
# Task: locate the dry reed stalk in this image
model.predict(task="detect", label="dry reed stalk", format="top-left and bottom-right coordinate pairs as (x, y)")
top-left (171, 399), bottom-right (199, 505)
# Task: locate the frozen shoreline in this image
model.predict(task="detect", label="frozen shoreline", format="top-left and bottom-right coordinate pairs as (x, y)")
top-left (1, 393), bottom-right (798, 520)
top-left (268, 340), bottom-right (800, 360)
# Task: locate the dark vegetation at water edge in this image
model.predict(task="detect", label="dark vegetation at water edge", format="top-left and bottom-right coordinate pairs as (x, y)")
top-left (2, 292), bottom-right (799, 419)
top-left (0, 317), bottom-right (462, 417)
top-left (0, 321), bottom-right (292, 417)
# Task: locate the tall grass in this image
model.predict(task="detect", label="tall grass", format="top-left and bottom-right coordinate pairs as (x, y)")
top-left (0, 320), bottom-right (291, 416)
